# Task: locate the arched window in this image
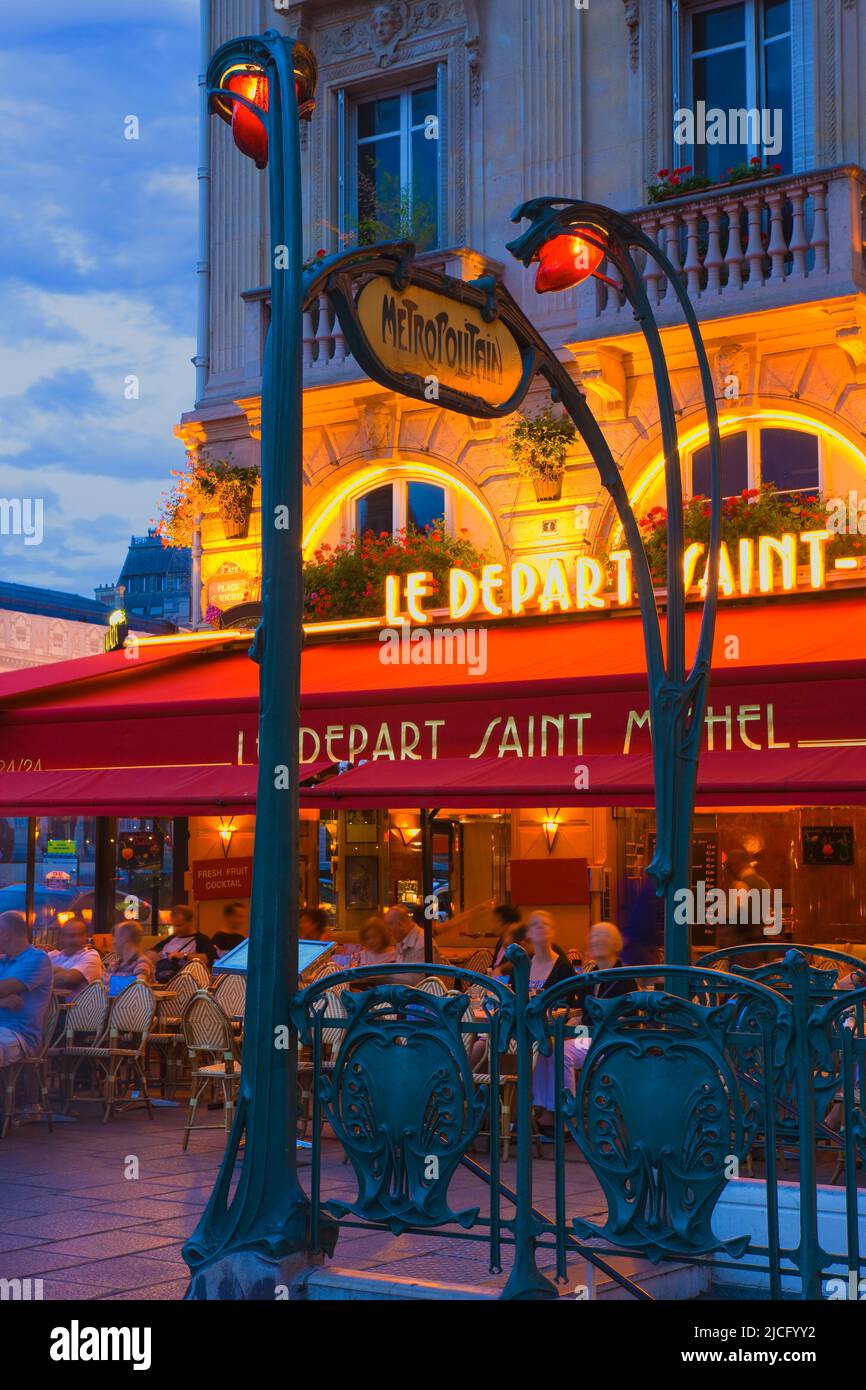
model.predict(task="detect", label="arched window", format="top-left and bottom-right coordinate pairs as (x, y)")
top-left (354, 478), bottom-right (448, 537)
top-left (689, 423), bottom-right (820, 501)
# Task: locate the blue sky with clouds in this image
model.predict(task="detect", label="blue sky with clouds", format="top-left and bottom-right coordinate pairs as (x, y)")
top-left (0, 0), bottom-right (199, 596)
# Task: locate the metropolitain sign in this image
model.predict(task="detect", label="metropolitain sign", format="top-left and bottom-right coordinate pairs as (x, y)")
top-left (384, 528), bottom-right (854, 622)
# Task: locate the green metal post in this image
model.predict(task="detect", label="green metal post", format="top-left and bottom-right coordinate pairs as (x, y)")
top-left (506, 200), bottom-right (722, 967)
top-left (501, 947), bottom-right (557, 1300)
top-left (184, 30), bottom-right (334, 1298)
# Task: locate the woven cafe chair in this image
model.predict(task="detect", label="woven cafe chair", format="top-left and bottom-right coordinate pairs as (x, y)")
top-left (416, 975), bottom-right (448, 996)
top-left (47, 980), bottom-right (109, 1112)
top-left (473, 1037), bottom-right (543, 1163)
top-left (148, 962), bottom-right (206, 1094)
top-left (58, 982), bottom-right (156, 1123)
top-left (181, 989), bottom-right (241, 1150)
top-left (1, 993), bottom-right (60, 1139)
top-left (304, 959), bottom-right (350, 995)
top-left (185, 958), bottom-right (212, 990)
top-left (464, 948), bottom-right (493, 975)
top-left (212, 972), bottom-right (247, 1041)
top-left (297, 988), bottom-right (347, 1140)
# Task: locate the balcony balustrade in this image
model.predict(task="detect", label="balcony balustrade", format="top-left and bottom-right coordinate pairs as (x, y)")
top-left (578, 164), bottom-right (866, 336)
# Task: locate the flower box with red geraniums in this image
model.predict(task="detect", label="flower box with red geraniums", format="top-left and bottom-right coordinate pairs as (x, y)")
top-left (303, 521), bottom-right (487, 622)
top-left (647, 158), bottom-right (784, 205)
top-left (637, 484), bottom-right (866, 587)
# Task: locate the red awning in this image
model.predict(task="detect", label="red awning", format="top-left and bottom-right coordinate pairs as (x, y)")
top-left (0, 765), bottom-right (258, 816)
top-left (301, 748), bottom-right (866, 809)
top-left (1, 594), bottom-right (865, 813)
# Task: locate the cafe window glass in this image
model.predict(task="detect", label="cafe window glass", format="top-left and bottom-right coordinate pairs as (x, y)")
top-left (27, 817), bottom-right (98, 947)
top-left (110, 818), bottom-right (175, 932)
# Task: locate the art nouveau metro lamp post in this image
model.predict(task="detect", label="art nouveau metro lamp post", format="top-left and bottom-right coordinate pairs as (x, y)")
top-left (183, 30), bottom-right (325, 1298)
top-left (505, 202), bottom-right (723, 969)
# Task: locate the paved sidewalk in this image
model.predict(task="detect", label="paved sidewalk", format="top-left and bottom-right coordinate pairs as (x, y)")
top-left (0, 1102), bottom-right (608, 1300)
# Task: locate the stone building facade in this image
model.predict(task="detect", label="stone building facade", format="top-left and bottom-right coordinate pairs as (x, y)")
top-left (172, 0), bottom-right (866, 935)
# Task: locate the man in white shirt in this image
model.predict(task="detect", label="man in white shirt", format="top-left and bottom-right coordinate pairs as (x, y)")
top-left (385, 905), bottom-right (441, 984)
top-left (49, 918), bottom-right (104, 998)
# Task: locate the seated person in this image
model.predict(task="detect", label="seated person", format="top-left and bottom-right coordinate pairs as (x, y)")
top-left (146, 903), bottom-right (216, 980)
top-left (104, 919), bottom-right (152, 983)
top-left (385, 904), bottom-right (442, 983)
top-left (299, 907), bottom-right (330, 942)
top-left (222, 900), bottom-right (249, 936)
top-left (358, 916), bottom-right (396, 967)
top-left (576, 922), bottom-right (633, 1020)
top-left (0, 911), bottom-right (53, 1065)
top-left (49, 917), bottom-right (104, 998)
top-left (489, 903), bottom-right (526, 977)
top-left (212, 930), bottom-right (245, 960)
top-left (525, 911), bottom-right (575, 994)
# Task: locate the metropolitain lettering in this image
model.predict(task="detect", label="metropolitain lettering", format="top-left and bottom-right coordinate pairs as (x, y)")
top-left (379, 292), bottom-right (504, 387)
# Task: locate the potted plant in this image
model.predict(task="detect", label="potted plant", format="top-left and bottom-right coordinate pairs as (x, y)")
top-left (200, 458), bottom-right (259, 539)
top-left (507, 406), bottom-right (576, 502)
top-left (155, 456), bottom-right (260, 546)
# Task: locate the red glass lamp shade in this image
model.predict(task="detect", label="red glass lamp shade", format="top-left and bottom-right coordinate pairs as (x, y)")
top-left (212, 45), bottom-right (318, 169)
top-left (534, 231), bottom-right (604, 293)
top-left (227, 68), bottom-right (269, 168)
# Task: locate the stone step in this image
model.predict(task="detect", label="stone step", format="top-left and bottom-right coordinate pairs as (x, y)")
top-left (292, 1265), bottom-right (498, 1300)
top-left (292, 1252), bottom-right (710, 1301)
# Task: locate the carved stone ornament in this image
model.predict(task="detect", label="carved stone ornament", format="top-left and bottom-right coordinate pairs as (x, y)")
top-left (368, 1), bottom-right (409, 67)
top-left (360, 399), bottom-right (395, 453)
top-left (714, 339), bottom-right (751, 405)
top-left (622, 0), bottom-right (640, 74)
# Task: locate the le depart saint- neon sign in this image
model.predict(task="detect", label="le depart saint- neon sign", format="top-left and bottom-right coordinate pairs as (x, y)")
top-left (384, 527), bottom-right (854, 623)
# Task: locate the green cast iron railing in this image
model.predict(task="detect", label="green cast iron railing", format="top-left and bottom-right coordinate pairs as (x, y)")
top-left (291, 944), bottom-right (866, 1301)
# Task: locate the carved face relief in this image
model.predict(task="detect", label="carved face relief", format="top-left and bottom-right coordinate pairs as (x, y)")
top-left (369, 3), bottom-right (406, 65)
top-left (714, 340), bottom-right (750, 404)
top-left (361, 402), bottom-right (394, 453)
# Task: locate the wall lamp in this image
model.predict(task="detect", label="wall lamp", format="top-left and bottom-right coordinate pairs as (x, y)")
top-left (542, 809), bottom-right (561, 855)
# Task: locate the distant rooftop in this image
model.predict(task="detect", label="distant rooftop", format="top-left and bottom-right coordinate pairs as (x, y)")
top-left (0, 580), bottom-right (175, 634)
top-left (118, 530), bottom-right (191, 582)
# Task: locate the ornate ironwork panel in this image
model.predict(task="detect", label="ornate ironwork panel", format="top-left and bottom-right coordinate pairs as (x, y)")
top-left (293, 972), bottom-right (509, 1236)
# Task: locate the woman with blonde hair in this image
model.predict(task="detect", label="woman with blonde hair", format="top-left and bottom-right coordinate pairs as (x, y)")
top-left (524, 910), bottom-right (575, 995)
top-left (533, 919), bottom-right (633, 1133)
top-left (105, 919), bottom-right (153, 983)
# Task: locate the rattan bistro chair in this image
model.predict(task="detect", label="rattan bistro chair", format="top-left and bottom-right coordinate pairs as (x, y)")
top-left (184, 958), bottom-right (212, 990)
top-left (47, 980), bottom-right (110, 1112)
top-left (473, 1037), bottom-right (543, 1163)
top-left (297, 988), bottom-right (347, 1140)
top-left (1, 993), bottom-right (60, 1139)
top-left (211, 972), bottom-right (247, 1041)
top-left (148, 962), bottom-right (207, 1095)
top-left (464, 948), bottom-right (493, 975)
top-left (181, 990), bottom-right (240, 1150)
top-left (60, 982), bottom-right (156, 1123)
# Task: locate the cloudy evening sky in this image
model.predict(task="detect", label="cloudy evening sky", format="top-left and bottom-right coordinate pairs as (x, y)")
top-left (0, 1), bottom-right (199, 597)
